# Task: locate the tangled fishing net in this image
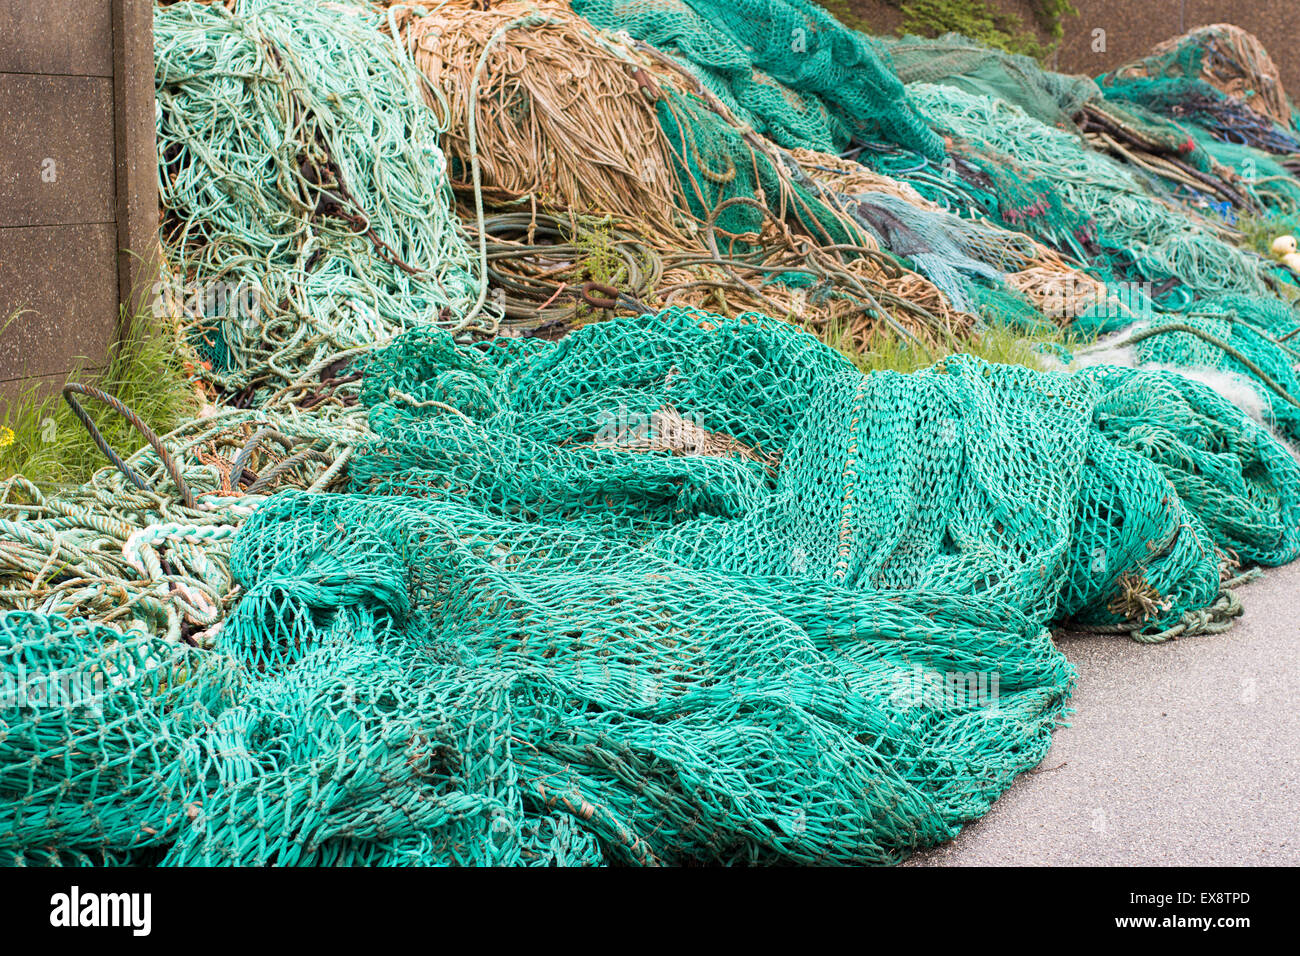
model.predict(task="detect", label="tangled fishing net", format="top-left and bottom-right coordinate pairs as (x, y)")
top-left (908, 84), bottom-right (1272, 301)
top-left (1102, 24), bottom-right (1297, 133)
top-left (882, 34), bottom-right (1262, 220)
top-left (886, 33), bottom-right (1101, 131)
top-left (6, 308), bottom-right (1300, 865)
top-left (8, 4), bottom-right (1300, 868)
top-left (1097, 24), bottom-right (1300, 162)
top-left (388, 0), bottom-right (689, 242)
top-left (571, 0), bottom-right (946, 160)
top-left (795, 148), bottom-right (1112, 325)
top-left (383, 0), bottom-right (979, 350)
top-left (0, 403), bottom-right (363, 642)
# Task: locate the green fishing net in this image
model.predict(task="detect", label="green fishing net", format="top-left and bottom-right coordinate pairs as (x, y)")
top-left (906, 83), bottom-right (1277, 303)
top-left (13, 2), bottom-right (1300, 870)
top-left (654, 87), bottom-right (858, 243)
top-left (884, 33), bottom-right (1101, 130)
top-left (571, 0), bottom-right (946, 160)
top-left (9, 309), bottom-right (1299, 865)
top-left (1185, 129), bottom-right (1300, 214)
top-left (880, 35), bottom-right (1227, 184)
top-left (1098, 76), bottom-right (1300, 154)
top-left (1117, 296), bottom-right (1300, 441)
top-left (0, 612), bottom-right (239, 866)
top-left (1097, 24), bottom-right (1300, 153)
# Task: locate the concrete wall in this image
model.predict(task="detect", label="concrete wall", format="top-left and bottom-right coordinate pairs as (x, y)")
top-left (0, 0), bottom-right (158, 409)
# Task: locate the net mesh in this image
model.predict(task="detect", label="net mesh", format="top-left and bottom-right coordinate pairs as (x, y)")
top-left (570, 0), bottom-right (946, 160)
top-left (11, 6), bottom-right (1300, 869)
top-left (8, 309), bottom-right (1300, 865)
top-left (154, 0), bottom-right (492, 395)
top-left (885, 33), bottom-right (1101, 131)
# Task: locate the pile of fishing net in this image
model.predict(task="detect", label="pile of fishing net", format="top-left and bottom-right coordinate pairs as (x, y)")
top-left (1082, 25), bottom-right (1300, 217)
top-left (884, 32), bottom-right (1102, 131)
top-left (383, 0), bottom-right (1138, 353)
top-left (571, 0), bottom-right (945, 160)
top-left (6, 308), bottom-right (1300, 865)
top-left (1099, 23), bottom-right (1300, 155)
top-left (388, 0), bottom-right (688, 242)
top-left (0, 402), bottom-right (363, 642)
top-left (385, 0), bottom-right (836, 243)
top-left (350, 309), bottom-right (1300, 636)
top-left (899, 83), bottom-right (1267, 296)
top-left (1102, 24), bottom-right (1297, 132)
top-left (1072, 296), bottom-right (1300, 444)
top-left (867, 74), bottom-right (1300, 440)
top-left (154, 0), bottom-right (493, 397)
top-left (13, 2), bottom-right (1300, 870)
top-left (794, 148), bottom-right (1114, 327)
top-left (1183, 130), bottom-right (1300, 216)
top-left (882, 34), bottom-right (1262, 218)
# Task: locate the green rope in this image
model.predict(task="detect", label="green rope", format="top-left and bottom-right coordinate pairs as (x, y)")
top-left (154, 0), bottom-right (496, 397)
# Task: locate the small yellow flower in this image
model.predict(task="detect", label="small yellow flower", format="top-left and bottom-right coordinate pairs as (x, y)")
top-left (0, 426), bottom-right (13, 450)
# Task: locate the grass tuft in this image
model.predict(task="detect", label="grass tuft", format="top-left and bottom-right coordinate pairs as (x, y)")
top-left (1235, 210), bottom-right (1300, 257)
top-left (822, 320), bottom-right (1066, 374)
top-left (1, 309), bottom-right (200, 491)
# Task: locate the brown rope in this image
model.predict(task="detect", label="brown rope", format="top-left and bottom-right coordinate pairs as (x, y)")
top-left (389, 0), bottom-right (693, 244)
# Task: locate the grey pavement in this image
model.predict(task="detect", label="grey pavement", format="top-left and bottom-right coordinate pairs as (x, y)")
top-left (908, 559), bottom-right (1300, 866)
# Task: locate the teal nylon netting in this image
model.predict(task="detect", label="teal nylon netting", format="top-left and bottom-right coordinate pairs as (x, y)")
top-left (654, 87), bottom-right (859, 242)
top-left (7, 309), bottom-right (1300, 865)
top-left (884, 33), bottom-right (1102, 131)
top-left (11, 2), bottom-right (1300, 869)
top-left (907, 83), bottom-right (1271, 302)
top-left (571, 0), bottom-right (946, 160)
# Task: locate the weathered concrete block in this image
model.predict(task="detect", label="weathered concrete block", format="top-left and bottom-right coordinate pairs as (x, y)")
top-left (0, 74), bottom-right (116, 228)
top-left (0, 0), bottom-right (157, 412)
top-left (0, 223), bottom-right (119, 383)
top-left (0, 0), bottom-right (114, 77)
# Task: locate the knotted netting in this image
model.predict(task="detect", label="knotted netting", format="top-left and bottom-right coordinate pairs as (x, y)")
top-left (1098, 23), bottom-right (1300, 153)
top-left (13, 3), bottom-right (1300, 869)
top-left (884, 33), bottom-right (1102, 130)
top-left (906, 83), bottom-right (1273, 303)
top-left (8, 308), bottom-right (1299, 865)
top-left (0, 613), bottom-right (240, 866)
top-left (346, 309), bottom-right (1299, 636)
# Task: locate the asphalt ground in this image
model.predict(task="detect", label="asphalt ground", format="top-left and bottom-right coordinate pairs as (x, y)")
top-left (907, 559), bottom-right (1300, 866)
